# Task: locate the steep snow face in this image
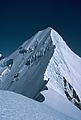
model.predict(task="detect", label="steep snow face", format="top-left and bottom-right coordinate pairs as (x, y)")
top-left (0, 90), bottom-right (77, 120)
top-left (44, 28), bottom-right (81, 110)
top-left (0, 28), bottom-right (55, 102)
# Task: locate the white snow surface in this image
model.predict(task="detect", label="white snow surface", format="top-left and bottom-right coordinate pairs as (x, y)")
top-left (0, 90), bottom-right (74, 120)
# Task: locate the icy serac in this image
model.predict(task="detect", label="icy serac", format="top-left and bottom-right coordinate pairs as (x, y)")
top-left (0, 27), bottom-right (81, 113)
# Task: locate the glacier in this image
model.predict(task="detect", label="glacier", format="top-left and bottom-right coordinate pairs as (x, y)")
top-left (0, 27), bottom-right (81, 120)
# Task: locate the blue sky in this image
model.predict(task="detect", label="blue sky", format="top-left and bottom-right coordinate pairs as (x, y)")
top-left (0, 0), bottom-right (81, 57)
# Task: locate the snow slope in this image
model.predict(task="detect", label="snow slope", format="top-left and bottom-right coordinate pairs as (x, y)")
top-left (0, 90), bottom-right (74, 120)
top-left (44, 28), bottom-right (81, 98)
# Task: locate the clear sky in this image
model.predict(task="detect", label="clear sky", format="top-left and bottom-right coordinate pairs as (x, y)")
top-left (0, 0), bottom-right (81, 57)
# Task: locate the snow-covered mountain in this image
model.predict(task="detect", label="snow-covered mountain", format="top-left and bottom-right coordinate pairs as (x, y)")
top-left (0, 27), bottom-right (81, 119)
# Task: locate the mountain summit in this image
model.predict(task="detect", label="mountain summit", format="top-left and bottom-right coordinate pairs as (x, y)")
top-left (0, 27), bottom-right (81, 119)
